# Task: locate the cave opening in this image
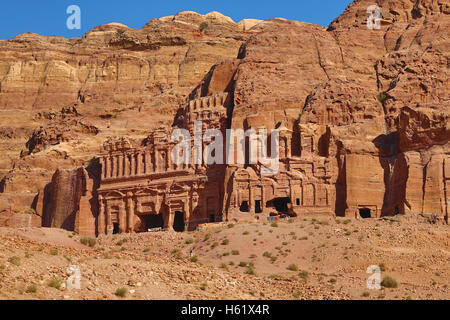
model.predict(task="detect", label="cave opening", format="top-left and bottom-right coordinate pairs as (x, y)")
top-left (359, 208), bottom-right (371, 219)
top-left (173, 211), bottom-right (185, 232)
top-left (240, 201), bottom-right (249, 212)
top-left (113, 223), bottom-right (120, 234)
top-left (273, 197), bottom-right (290, 213)
top-left (255, 200), bottom-right (262, 214)
top-left (144, 214), bottom-right (164, 230)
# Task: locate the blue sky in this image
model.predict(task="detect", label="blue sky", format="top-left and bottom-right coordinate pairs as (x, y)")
top-left (0, 0), bottom-right (353, 40)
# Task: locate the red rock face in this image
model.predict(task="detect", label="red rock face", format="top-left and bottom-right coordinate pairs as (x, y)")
top-left (0, 2), bottom-right (448, 234)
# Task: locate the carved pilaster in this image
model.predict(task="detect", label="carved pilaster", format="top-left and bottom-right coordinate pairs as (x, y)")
top-left (144, 151), bottom-right (151, 174)
top-left (126, 192), bottom-right (135, 233)
top-left (249, 183), bottom-right (254, 213)
top-left (118, 154), bottom-right (124, 177)
top-left (125, 154), bottom-right (130, 177)
top-left (130, 153), bottom-right (136, 176)
top-left (105, 201), bottom-right (113, 235)
top-left (105, 156), bottom-right (111, 178)
top-left (118, 201), bottom-right (126, 233)
top-left (100, 157), bottom-right (106, 179)
top-left (98, 195), bottom-right (105, 235)
top-left (136, 152), bottom-right (143, 175)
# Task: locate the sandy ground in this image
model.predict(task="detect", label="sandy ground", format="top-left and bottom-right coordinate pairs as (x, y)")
top-left (0, 215), bottom-right (448, 300)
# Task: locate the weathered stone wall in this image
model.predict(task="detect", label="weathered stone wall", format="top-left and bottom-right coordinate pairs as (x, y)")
top-left (40, 167), bottom-right (97, 235)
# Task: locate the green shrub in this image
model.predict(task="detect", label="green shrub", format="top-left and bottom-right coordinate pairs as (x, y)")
top-left (245, 266), bottom-right (256, 275)
top-left (8, 256), bottom-right (21, 266)
top-left (49, 249), bottom-right (59, 256)
top-left (200, 282), bottom-right (208, 291)
top-left (361, 291), bottom-right (370, 297)
top-left (271, 222), bottom-right (278, 228)
top-left (231, 250), bottom-right (240, 255)
top-left (80, 237), bottom-right (97, 248)
top-left (239, 261), bottom-right (248, 267)
top-left (381, 276), bottom-right (398, 288)
top-left (299, 270), bottom-right (309, 281)
top-left (116, 238), bottom-right (128, 246)
top-left (185, 238), bottom-right (194, 245)
top-left (115, 287), bottom-right (127, 297)
top-left (199, 22), bottom-right (209, 32)
top-left (26, 284), bottom-right (38, 293)
top-left (189, 256), bottom-right (198, 263)
top-left (287, 264), bottom-right (299, 271)
top-left (221, 239), bottom-right (230, 245)
top-left (378, 92), bottom-right (387, 103)
top-left (143, 248), bottom-right (151, 253)
top-left (48, 278), bottom-right (62, 290)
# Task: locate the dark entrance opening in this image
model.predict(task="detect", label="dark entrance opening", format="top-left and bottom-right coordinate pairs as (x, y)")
top-left (359, 208), bottom-right (371, 219)
top-left (173, 211), bottom-right (185, 232)
top-left (255, 200), bottom-right (262, 214)
top-left (240, 201), bottom-right (249, 212)
top-left (209, 214), bottom-right (215, 223)
top-left (273, 197), bottom-right (290, 213)
top-left (145, 214), bottom-right (164, 230)
top-left (296, 198), bottom-right (300, 206)
top-left (113, 223), bottom-right (120, 234)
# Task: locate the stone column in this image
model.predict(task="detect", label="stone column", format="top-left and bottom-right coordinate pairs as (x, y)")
top-left (286, 137), bottom-right (292, 158)
top-left (105, 202), bottom-right (113, 235)
top-left (110, 155), bottom-right (116, 178)
top-left (98, 195), bottom-right (105, 235)
top-left (144, 151), bottom-right (151, 174)
top-left (184, 198), bottom-right (190, 231)
top-left (100, 158), bottom-right (106, 179)
top-left (168, 211), bottom-right (174, 231)
top-left (124, 154), bottom-right (130, 177)
top-left (130, 153), bottom-right (136, 176)
top-left (105, 156), bottom-right (111, 179)
top-left (249, 183), bottom-right (254, 213)
top-left (126, 192), bottom-right (135, 233)
top-left (137, 152), bottom-right (143, 175)
top-left (261, 185), bottom-right (266, 212)
top-left (118, 154), bottom-right (124, 177)
top-left (118, 201), bottom-right (126, 234)
top-left (155, 150), bottom-right (160, 173)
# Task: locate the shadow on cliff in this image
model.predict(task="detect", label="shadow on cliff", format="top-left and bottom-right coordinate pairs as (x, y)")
top-left (33, 157), bottom-right (101, 232)
top-left (372, 132), bottom-right (408, 217)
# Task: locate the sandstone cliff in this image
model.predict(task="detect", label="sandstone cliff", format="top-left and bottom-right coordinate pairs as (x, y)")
top-left (0, 1), bottom-right (448, 228)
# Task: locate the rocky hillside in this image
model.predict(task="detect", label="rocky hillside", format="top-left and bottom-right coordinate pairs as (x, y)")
top-left (0, 0), bottom-right (449, 222)
top-left (0, 215), bottom-right (448, 299)
top-left (0, 11), bottom-right (255, 193)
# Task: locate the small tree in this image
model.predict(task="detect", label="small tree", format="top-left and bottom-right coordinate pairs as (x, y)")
top-left (199, 22), bottom-right (209, 32)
